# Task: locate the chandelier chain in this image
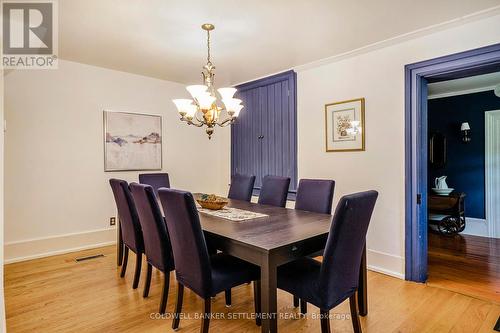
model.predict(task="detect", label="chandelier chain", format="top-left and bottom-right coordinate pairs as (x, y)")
top-left (206, 29), bottom-right (212, 66)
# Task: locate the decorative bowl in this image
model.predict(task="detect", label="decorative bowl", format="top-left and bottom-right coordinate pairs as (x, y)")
top-left (432, 188), bottom-right (454, 196)
top-left (194, 193), bottom-right (228, 210)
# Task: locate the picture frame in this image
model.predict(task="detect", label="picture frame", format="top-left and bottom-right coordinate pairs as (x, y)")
top-left (325, 98), bottom-right (365, 152)
top-left (103, 110), bottom-right (162, 171)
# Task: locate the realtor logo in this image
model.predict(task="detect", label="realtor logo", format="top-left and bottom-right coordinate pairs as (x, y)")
top-left (2, 0), bottom-right (58, 68)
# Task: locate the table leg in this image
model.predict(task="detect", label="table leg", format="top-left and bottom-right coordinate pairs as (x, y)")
top-left (358, 244), bottom-right (368, 316)
top-left (260, 256), bottom-right (278, 333)
top-left (117, 219), bottom-right (124, 266)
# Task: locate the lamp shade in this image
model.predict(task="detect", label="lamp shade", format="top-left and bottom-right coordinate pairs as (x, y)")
top-left (461, 122), bottom-right (471, 131)
top-left (185, 104), bottom-right (197, 119)
top-left (222, 98), bottom-right (242, 112)
top-left (218, 87), bottom-right (237, 100)
top-left (197, 94), bottom-right (216, 109)
top-left (232, 104), bottom-right (244, 117)
top-left (172, 99), bottom-right (194, 115)
top-left (186, 85), bottom-right (208, 99)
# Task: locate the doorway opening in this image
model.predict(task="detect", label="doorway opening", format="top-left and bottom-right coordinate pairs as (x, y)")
top-left (426, 72), bottom-right (500, 302)
top-left (404, 44), bottom-right (500, 295)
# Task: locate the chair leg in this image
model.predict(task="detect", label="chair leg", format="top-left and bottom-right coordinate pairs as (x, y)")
top-left (320, 309), bottom-right (331, 333)
top-left (201, 297), bottom-right (211, 333)
top-left (293, 296), bottom-right (299, 307)
top-left (132, 252), bottom-right (142, 289)
top-left (120, 247), bottom-right (129, 278)
top-left (225, 289), bottom-right (231, 307)
top-left (349, 294), bottom-right (362, 333)
top-left (159, 272), bottom-right (170, 314)
top-left (253, 280), bottom-right (261, 326)
top-left (300, 299), bottom-right (307, 315)
top-left (172, 283), bottom-right (184, 331)
top-left (143, 263), bottom-right (152, 297)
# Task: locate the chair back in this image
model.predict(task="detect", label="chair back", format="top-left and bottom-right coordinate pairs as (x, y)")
top-left (319, 190), bottom-right (378, 308)
top-left (258, 175), bottom-right (290, 207)
top-left (109, 179), bottom-right (143, 253)
top-left (295, 179), bottom-right (335, 214)
top-left (139, 173), bottom-right (170, 195)
top-left (228, 174), bottom-right (256, 202)
top-left (129, 183), bottom-right (173, 272)
top-left (158, 188), bottom-right (212, 298)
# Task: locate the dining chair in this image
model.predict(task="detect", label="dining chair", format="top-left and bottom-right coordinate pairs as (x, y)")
top-left (292, 179), bottom-right (336, 312)
top-left (158, 188), bottom-right (261, 332)
top-left (228, 174), bottom-right (256, 202)
top-left (295, 179), bottom-right (335, 214)
top-left (258, 175), bottom-right (291, 207)
top-left (130, 183), bottom-right (175, 314)
top-left (278, 190), bottom-right (378, 333)
top-left (138, 173), bottom-right (170, 196)
top-left (109, 179), bottom-right (144, 289)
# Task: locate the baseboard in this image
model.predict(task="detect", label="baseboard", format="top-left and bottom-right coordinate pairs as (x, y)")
top-left (4, 227), bottom-right (406, 281)
top-left (462, 217), bottom-right (488, 237)
top-left (4, 228), bottom-right (117, 264)
top-left (367, 249), bottom-right (405, 279)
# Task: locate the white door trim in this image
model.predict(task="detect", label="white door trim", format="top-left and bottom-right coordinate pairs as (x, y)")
top-left (485, 110), bottom-right (500, 239)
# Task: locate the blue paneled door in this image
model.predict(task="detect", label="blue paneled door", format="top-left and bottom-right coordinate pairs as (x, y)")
top-left (231, 71), bottom-right (297, 197)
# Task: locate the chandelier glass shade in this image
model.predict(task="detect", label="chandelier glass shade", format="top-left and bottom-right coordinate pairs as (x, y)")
top-left (172, 24), bottom-right (244, 139)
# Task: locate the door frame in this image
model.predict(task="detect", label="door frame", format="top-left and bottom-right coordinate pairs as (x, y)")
top-left (405, 43), bottom-right (500, 282)
top-left (485, 110), bottom-right (500, 239)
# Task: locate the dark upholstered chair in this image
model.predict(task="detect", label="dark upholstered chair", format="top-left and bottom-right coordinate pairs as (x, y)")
top-left (293, 179), bottom-right (335, 311)
top-left (278, 191), bottom-right (378, 333)
top-left (295, 179), bottom-right (335, 214)
top-left (258, 175), bottom-right (291, 207)
top-left (130, 183), bottom-right (175, 314)
top-left (228, 174), bottom-right (256, 202)
top-left (109, 179), bottom-right (144, 289)
top-left (138, 173), bottom-right (170, 196)
top-left (158, 188), bottom-right (261, 332)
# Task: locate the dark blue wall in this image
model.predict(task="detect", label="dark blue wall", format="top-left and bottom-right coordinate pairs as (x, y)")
top-left (428, 90), bottom-right (500, 219)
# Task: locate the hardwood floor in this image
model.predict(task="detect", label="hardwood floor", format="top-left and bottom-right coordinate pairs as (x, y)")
top-left (428, 232), bottom-right (500, 303)
top-left (5, 245), bottom-right (500, 333)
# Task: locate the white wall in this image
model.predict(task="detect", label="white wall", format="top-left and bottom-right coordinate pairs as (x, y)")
top-left (294, 14), bottom-right (500, 277)
top-left (4, 60), bottom-right (226, 262)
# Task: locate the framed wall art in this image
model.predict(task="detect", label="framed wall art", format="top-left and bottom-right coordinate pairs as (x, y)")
top-left (325, 98), bottom-right (365, 152)
top-left (104, 110), bottom-right (162, 171)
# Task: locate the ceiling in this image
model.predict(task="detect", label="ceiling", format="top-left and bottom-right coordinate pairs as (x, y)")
top-left (428, 71), bottom-right (500, 98)
top-left (59, 0), bottom-right (500, 86)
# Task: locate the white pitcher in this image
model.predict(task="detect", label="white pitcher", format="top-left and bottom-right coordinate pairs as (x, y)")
top-left (435, 176), bottom-right (448, 189)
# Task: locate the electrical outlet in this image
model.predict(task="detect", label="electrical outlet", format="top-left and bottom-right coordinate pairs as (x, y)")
top-left (110, 217), bottom-right (116, 226)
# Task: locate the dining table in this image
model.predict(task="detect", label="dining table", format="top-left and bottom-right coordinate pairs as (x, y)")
top-left (116, 197), bottom-right (368, 333)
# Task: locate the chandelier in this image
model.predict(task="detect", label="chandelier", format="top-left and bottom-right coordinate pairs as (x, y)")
top-left (172, 24), bottom-right (244, 139)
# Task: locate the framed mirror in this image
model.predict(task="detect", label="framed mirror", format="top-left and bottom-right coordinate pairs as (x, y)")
top-left (429, 132), bottom-right (446, 169)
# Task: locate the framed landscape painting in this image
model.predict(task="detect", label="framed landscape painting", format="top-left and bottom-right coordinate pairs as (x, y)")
top-left (104, 111), bottom-right (162, 171)
top-left (325, 98), bottom-right (365, 152)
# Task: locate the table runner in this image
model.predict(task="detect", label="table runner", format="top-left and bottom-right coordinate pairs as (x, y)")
top-left (197, 206), bottom-right (268, 222)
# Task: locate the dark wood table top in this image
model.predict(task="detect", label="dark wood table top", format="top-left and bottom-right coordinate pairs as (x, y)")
top-left (197, 198), bottom-right (333, 252)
